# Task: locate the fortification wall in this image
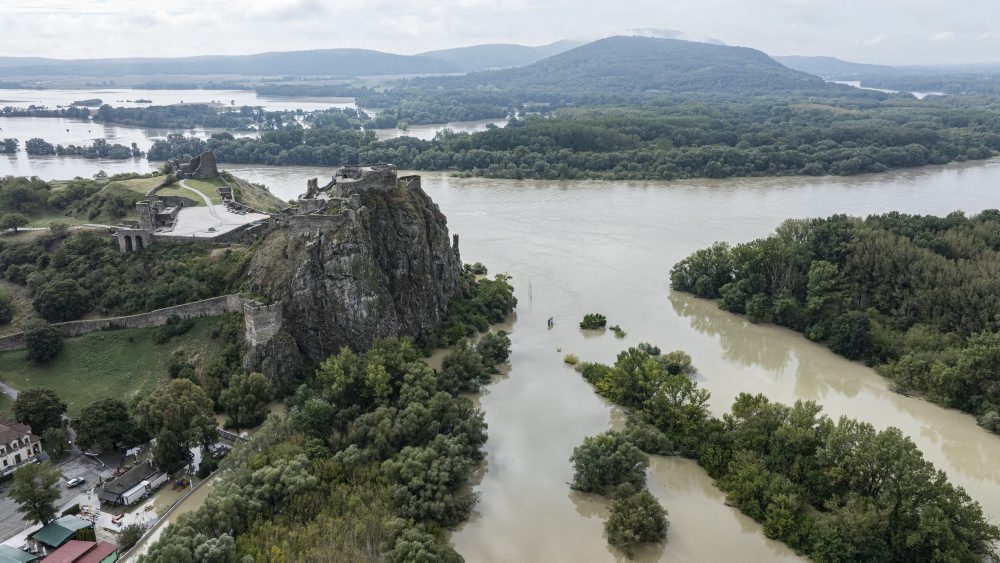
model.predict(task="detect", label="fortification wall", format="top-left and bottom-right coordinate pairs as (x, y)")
top-left (243, 300), bottom-right (283, 347)
top-left (288, 211), bottom-right (351, 236)
top-left (0, 295), bottom-right (243, 352)
top-left (334, 167), bottom-right (398, 196)
top-left (399, 175), bottom-right (421, 190)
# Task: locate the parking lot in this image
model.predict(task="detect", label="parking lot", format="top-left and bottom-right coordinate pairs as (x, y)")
top-left (0, 450), bottom-right (116, 540)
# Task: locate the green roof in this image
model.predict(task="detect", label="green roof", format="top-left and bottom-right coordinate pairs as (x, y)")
top-left (0, 545), bottom-right (38, 563)
top-left (28, 515), bottom-right (93, 548)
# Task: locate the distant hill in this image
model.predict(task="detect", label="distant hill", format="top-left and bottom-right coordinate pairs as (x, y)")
top-left (417, 36), bottom-right (828, 97)
top-left (0, 49), bottom-right (461, 78)
top-left (775, 56), bottom-right (903, 80)
top-left (419, 41), bottom-right (584, 71)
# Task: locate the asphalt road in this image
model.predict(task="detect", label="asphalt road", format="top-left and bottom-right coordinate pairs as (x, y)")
top-left (0, 448), bottom-right (115, 541)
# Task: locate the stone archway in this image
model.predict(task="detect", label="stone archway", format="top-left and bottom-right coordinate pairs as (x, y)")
top-left (135, 236), bottom-right (145, 250)
top-left (124, 235), bottom-right (133, 252)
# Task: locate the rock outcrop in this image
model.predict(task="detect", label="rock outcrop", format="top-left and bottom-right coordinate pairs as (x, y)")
top-left (243, 167), bottom-right (462, 370)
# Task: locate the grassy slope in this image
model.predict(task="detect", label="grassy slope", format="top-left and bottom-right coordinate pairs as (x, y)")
top-left (0, 278), bottom-right (36, 336)
top-left (0, 316), bottom-right (229, 417)
top-left (227, 176), bottom-right (287, 213)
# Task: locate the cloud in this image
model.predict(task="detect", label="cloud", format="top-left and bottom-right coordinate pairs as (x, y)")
top-left (930, 31), bottom-right (955, 41)
top-left (861, 34), bottom-right (888, 46)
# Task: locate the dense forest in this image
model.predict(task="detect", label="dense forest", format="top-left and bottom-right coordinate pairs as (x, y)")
top-left (139, 272), bottom-right (517, 561)
top-left (574, 346), bottom-right (1000, 560)
top-left (147, 92), bottom-right (1000, 180)
top-left (670, 210), bottom-right (1000, 434)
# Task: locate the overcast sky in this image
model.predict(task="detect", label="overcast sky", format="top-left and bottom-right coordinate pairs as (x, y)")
top-left (2, 0), bottom-right (998, 65)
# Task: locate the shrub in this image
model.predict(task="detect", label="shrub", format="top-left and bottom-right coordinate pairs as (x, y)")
top-left (118, 523), bottom-right (144, 552)
top-left (570, 432), bottom-right (648, 494)
top-left (0, 291), bottom-right (13, 325)
top-left (580, 313), bottom-right (607, 330)
top-left (564, 354), bottom-right (579, 365)
top-left (636, 342), bottom-right (661, 356)
top-left (476, 330), bottom-right (511, 365)
top-left (610, 325), bottom-right (626, 338)
top-left (24, 321), bottom-right (63, 363)
top-left (605, 489), bottom-right (669, 556)
top-left (152, 316), bottom-right (195, 344)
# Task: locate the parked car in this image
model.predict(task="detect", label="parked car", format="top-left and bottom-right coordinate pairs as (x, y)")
top-left (65, 477), bottom-right (86, 488)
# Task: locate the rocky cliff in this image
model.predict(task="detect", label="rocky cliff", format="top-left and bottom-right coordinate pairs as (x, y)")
top-left (243, 169), bottom-right (462, 372)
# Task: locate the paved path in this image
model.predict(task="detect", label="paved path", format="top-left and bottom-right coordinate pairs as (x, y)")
top-left (178, 180), bottom-right (223, 222)
top-left (0, 382), bottom-right (17, 400)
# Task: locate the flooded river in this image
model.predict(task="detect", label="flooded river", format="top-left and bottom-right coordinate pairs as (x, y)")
top-left (210, 160), bottom-right (1000, 560)
top-left (7, 154), bottom-right (1000, 559)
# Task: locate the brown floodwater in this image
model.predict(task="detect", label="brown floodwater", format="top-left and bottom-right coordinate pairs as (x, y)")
top-left (210, 160), bottom-right (1000, 561)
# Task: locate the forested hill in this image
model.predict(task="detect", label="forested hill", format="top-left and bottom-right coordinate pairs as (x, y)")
top-left (413, 36), bottom-right (831, 98)
top-left (417, 40), bottom-right (583, 71)
top-left (0, 49), bottom-right (460, 78)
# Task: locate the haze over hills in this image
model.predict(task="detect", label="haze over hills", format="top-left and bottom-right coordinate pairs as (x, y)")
top-left (775, 56), bottom-right (904, 80)
top-left (0, 49), bottom-right (460, 79)
top-left (415, 36), bottom-right (829, 97)
top-left (417, 40), bottom-right (584, 71)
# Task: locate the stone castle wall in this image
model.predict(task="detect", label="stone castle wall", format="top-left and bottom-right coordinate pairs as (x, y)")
top-left (243, 300), bottom-right (283, 347)
top-left (288, 211), bottom-right (351, 237)
top-left (0, 295), bottom-right (244, 352)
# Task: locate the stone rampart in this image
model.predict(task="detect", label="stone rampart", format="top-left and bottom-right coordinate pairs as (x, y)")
top-left (243, 300), bottom-right (283, 347)
top-left (288, 211), bottom-right (351, 236)
top-left (0, 295), bottom-right (243, 351)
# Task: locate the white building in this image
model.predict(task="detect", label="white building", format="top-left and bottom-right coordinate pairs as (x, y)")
top-left (0, 415), bottom-right (43, 478)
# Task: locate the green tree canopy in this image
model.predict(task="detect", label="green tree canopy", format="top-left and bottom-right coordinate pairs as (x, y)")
top-left (136, 378), bottom-right (216, 448)
top-left (0, 213), bottom-right (29, 232)
top-left (74, 398), bottom-right (140, 452)
top-left (220, 372), bottom-right (275, 431)
top-left (569, 431), bottom-right (648, 494)
top-left (23, 320), bottom-right (63, 363)
top-left (13, 387), bottom-right (66, 433)
top-left (11, 462), bottom-right (61, 525)
top-left (605, 488), bottom-right (669, 557)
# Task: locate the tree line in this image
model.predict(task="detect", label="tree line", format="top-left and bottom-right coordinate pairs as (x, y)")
top-left (573, 345), bottom-right (1000, 560)
top-left (671, 210), bottom-right (1000, 434)
top-left (145, 94), bottom-right (1000, 180)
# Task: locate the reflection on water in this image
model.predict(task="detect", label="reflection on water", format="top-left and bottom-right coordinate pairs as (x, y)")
top-left (371, 118), bottom-right (507, 141)
top-left (0, 88), bottom-right (354, 113)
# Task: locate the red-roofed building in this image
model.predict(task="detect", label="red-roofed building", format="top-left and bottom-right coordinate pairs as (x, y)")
top-left (40, 541), bottom-right (117, 563)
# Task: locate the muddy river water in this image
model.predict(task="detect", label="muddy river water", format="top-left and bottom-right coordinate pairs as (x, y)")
top-left (7, 153), bottom-right (1000, 559)
top-left (215, 160), bottom-right (1000, 561)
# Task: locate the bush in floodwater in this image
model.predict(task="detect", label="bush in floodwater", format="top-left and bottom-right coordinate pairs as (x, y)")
top-left (637, 342), bottom-right (661, 356)
top-left (569, 431), bottom-right (648, 494)
top-left (476, 331), bottom-right (511, 366)
top-left (564, 354), bottom-right (579, 365)
top-left (580, 313), bottom-right (607, 330)
top-left (610, 325), bottom-right (626, 338)
top-left (605, 487), bottom-right (669, 557)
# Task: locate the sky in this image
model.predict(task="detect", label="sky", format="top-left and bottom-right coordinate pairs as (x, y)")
top-left (1, 0), bottom-right (998, 66)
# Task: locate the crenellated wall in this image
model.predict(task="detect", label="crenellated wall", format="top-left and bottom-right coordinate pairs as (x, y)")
top-left (243, 300), bottom-right (283, 347)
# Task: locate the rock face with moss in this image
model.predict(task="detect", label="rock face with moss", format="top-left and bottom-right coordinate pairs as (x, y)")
top-left (244, 166), bottom-right (461, 368)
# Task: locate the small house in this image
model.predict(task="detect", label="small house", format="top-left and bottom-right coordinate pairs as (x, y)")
top-left (97, 461), bottom-right (166, 506)
top-left (28, 516), bottom-right (94, 550)
top-left (0, 416), bottom-right (43, 478)
top-left (0, 545), bottom-right (40, 563)
top-left (41, 540), bottom-right (117, 563)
